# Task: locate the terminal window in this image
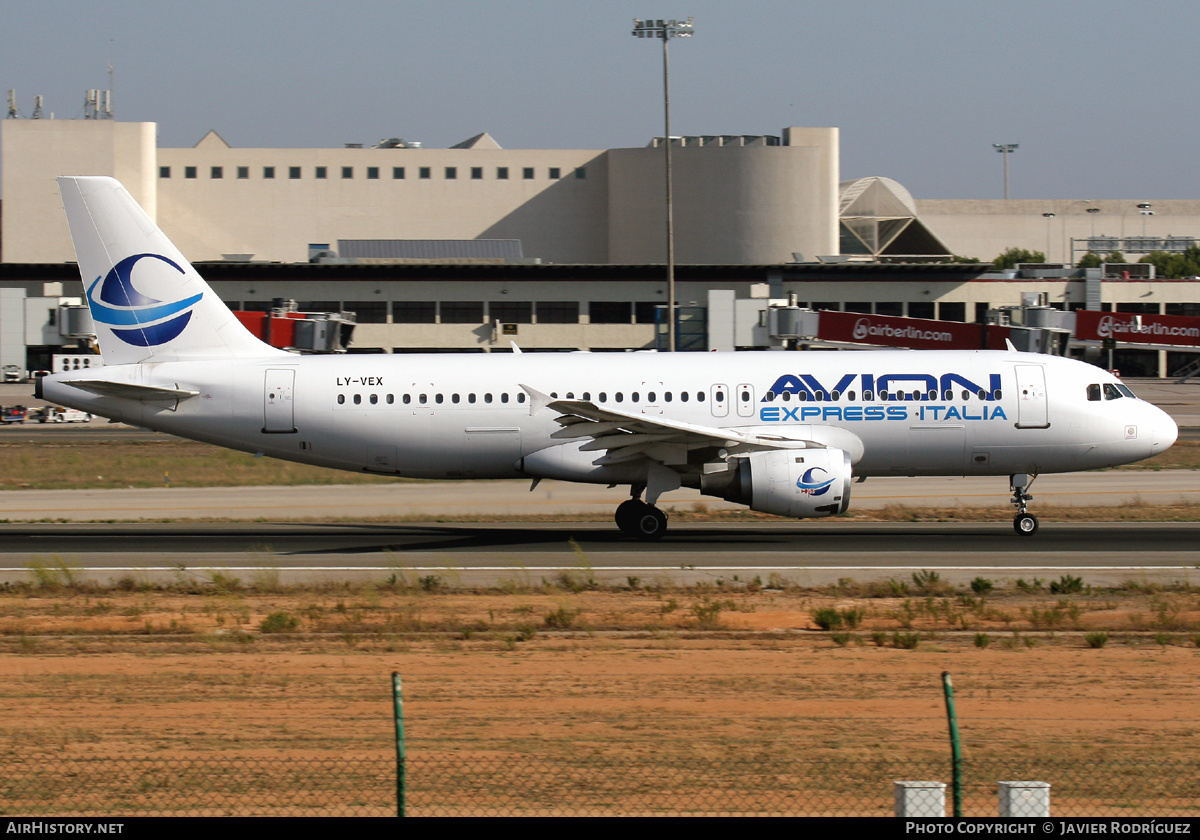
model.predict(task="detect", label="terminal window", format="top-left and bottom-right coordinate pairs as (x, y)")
top-left (471, 167), bottom-right (483, 180)
top-left (536, 302), bottom-right (580, 324)
top-left (263, 167), bottom-right (275, 179)
top-left (393, 167), bottom-right (405, 179)
top-left (315, 167), bottom-right (327, 179)
top-left (575, 167), bottom-right (587, 179)
top-left (289, 167), bottom-right (301, 179)
top-left (237, 166), bottom-right (249, 179)
top-left (211, 166), bottom-right (223, 179)
top-left (185, 167), bottom-right (197, 179)
top-left (523, 167), bottom-right (535, 180)
top-left (159, 167), bottom-right (171, 178)
top-left (445, 167), bottom-right (457, 180)
top-left (419, 167), bottom-right (431, 179)
top-left (392, 302), bottom-right (435, 323)
top-left (497, 167), bottom-right (509, 180)
top-left (440, 301), bottom-right (484, 323)
top-left (341, 167), bottom-right (353, 179)
top-left (367, 167), bottom-right (379, 179)
top-left (590, 302), bottom-right (633, 324)
top-left (549, 167), bottom-right (561, 179)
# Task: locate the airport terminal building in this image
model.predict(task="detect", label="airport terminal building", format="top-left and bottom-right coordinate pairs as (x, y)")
top-left (2, 115), bottom-right (1200, 378)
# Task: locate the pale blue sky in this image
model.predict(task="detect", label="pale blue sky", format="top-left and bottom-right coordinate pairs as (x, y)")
top-left (2, 0), bottom-right (1196, 199)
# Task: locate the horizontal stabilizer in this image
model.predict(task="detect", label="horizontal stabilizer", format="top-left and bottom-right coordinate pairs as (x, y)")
top-left (62, 380), bottom-right (200, 402)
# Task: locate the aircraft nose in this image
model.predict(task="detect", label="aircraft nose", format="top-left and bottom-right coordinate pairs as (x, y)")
top-left (1152, 406), bottom-right (1178, 452)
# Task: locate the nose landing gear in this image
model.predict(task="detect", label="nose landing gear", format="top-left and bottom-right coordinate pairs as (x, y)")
top-left (1010, 473), bottom-right (1039, 535)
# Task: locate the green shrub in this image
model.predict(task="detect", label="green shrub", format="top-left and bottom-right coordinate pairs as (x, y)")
top-left (1084, 631), bottom-right (1109, 649)
top-left (970, 577), bottom-right (994, 596)
top-left (259, 611), bottom-right (299, 633)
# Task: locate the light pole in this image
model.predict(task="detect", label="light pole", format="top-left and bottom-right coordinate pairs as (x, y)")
top-left (1042, 213), bottom-right (1056, 261)
top-left (633, 17), bottom-right (693, 352)
top-left (993, 143), bottom-right (1018, 199)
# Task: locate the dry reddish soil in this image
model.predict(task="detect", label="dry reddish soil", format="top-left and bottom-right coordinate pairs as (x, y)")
top-left (3, 586), bottom-right (1199, 763)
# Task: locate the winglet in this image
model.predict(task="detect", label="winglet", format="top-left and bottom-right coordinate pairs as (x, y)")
top-left (1005, 339), bottom-right (1018, 352)
top-left (510, 341), bottom-right (523, 354)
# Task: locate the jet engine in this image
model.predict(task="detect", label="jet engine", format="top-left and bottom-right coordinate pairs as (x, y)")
top-left (703, 448), bottom-right (852, 519)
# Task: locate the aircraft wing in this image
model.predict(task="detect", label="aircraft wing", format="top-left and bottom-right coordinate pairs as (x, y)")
top-left (524, 385), bottom-right (862, 467)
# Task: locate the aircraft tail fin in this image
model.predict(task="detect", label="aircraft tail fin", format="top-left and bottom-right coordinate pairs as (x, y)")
top-left (57, 176), bottom-right (285, 366)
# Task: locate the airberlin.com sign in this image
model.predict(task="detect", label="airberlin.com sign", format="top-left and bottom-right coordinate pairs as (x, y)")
top-left (1074, 311), bottom-right (1200, 348)
top-left (817, 310), bottom-right (1011, 350)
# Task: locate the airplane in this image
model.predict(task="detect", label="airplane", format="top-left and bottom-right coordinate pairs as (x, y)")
top-left (39, 176), bottom-right (1178, 539)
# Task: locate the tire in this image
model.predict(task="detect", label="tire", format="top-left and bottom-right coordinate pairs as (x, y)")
top-left (634, 506), bottom-right (668, 542)
top-left (614, 499), bottom-right (644, 535)
top-left (1013, 513), bottom-right (1039, 536)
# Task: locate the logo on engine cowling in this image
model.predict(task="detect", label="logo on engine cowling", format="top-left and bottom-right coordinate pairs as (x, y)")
top-left (797, 467), bottom-right (835, 496)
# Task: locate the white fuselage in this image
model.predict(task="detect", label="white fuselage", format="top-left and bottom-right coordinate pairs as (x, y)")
top-left (41, 349), bottom-right (1177, 488)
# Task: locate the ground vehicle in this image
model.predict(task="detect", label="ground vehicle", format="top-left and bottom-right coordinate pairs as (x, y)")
top-left (34, 407), bottom-right (93, 423)
top-left (0, 406), bottom-right (27, 424)
top-left (2, 365), bottom-right (21, 383)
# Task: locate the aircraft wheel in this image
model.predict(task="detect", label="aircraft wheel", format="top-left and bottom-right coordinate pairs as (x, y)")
top-left (1013, 513), bottom-right (1039, 536)
top-left (614, 499), bottom-right (644, 535)
top-left (633, 506), bottom-right (668, 542)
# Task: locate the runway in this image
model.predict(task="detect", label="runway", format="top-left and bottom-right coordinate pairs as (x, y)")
top-left (2, 521), bottom-right (1197, 588)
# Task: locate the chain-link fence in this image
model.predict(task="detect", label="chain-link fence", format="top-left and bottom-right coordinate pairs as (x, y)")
top-left (4, 753), bottom-right (1199, 816)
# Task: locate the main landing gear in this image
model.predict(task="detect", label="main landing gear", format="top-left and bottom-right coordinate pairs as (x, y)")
top-left (1010, 473), bottom-right (1039, 536)
top-left (615, 493), bottom-right (668, 541)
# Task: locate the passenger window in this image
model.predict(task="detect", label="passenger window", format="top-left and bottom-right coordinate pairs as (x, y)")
top-left (697, 392), bottom-right (705, 402)
top-left (468, 394), bottom-right (476, 403)
top-left (566, 392), bottom-right (574, 399)
top-left (831, 390), bottom-right (841, 401)
top-left (599, 392), bottom-right (607, 402)
top-left (517, 393), bottom-right (526, 403)
top-left (403, 394), bottom-right (411, 404)
top-left (501, 393), bottom-right (509, 404)
top-left (994, 389), bottom-right (1002, 400)
top-left (863, 391), bottom-right (873, 401)
top-left (436, 394), bottom-right (444, 404)
top-left (977, 390), bottom-right (986, 400)
top-left (616, 393), bottom-right (624, 403)
top-left (664, 392), bottom-right (671, 402)
top-left (943, 390), bottom-right (952, 401)
top-left (814, 391), bottom-right (824, 402)
top-left (847, 391), bottom-right (856, 402)
top-left (632, 392), bottom-right (639, 402)
top-left (337, 394), bottom-right (345, 405)
top-left (370, 394), bottom-right (378, 405)
top-left (927, 390), bottom-right (936, 401)
top-left (420, 394), bottom-right (427, 404)
top-left (714, 392), bottom-right (723, 402)
top-left (648, 392), bottom-right (656, 402)
top-left (386, 394), bottom-right (394, 404)
top-left (680, 392), bottom-right (689, 402)
top-left (353, 394), bottom-right (362, 405)
top-left (484, 393), bottom-right (492, 403)
top-left (452, 394), bottom-right (460, 404)
top-left (961, 390), bottom-right (970, 400)
top-left (765, 391), bottom-right (775, 401)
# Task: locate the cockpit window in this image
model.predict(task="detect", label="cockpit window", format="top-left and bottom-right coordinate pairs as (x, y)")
top-left (1086, 384), bottom-right (1101, 401)
top-left (1103, 383), bottom-right (1123, 400)
top-left (1115, 384), bottom-right (1137, 399)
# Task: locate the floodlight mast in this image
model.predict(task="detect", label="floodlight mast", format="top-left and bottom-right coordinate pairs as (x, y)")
top-left (632, 17), bottom-right (693, 352)
top-left (993, 143), bottom-right (1019, 200)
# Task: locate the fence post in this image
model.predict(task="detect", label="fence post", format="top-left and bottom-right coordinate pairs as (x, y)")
top-left (942, 671), bottom-right (963, 817)
top-left (392, 672), bottom-right (406, 817)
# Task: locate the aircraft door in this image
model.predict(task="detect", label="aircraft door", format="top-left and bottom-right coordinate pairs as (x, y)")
top-left (736, 383), bottom-right (755, 418)
top-left (710, 384), bottom-right (729, 417)
top-left (1014, 364), bottom-right (1049, 429)
top-left (263, 369), bottom-right (296, 434)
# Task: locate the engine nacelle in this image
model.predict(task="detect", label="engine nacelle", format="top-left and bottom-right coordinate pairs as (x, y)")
top-left (709, 448), bottom-right (852, 519)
